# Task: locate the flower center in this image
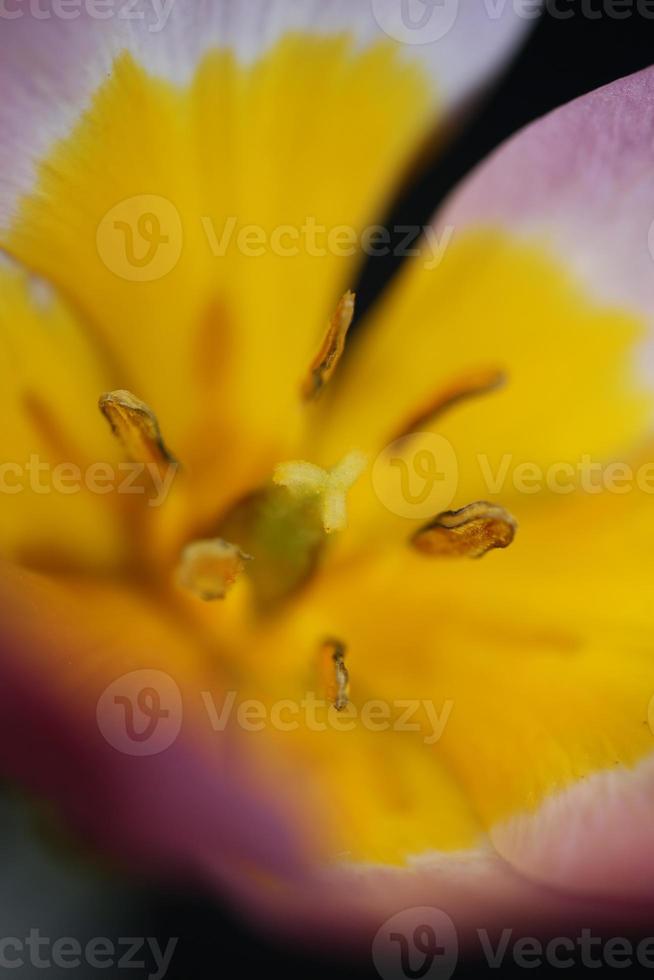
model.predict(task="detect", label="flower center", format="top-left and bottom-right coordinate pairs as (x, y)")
top-left (210, 450), bottom-right (367, 608)
top-left (174, 290), bottom-right (365, 609)
top-left (98, 295), bottom-right (518, 617)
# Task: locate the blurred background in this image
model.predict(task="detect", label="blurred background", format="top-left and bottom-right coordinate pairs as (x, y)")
top-left (4, 4), bottom-right (654, 978)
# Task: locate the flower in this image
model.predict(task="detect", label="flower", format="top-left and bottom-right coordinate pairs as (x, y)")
top-left (1, 0), bottom-right (653, 951)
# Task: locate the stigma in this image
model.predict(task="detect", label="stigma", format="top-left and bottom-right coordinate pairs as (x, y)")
top-left (273, 449), bottom-right (367, 533)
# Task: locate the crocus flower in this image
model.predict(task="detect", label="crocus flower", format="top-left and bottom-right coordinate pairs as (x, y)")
top-left (1, 0), bottom-right (653, 957)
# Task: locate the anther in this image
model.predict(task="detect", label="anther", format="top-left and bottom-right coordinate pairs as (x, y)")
top-left (320, 638), bottom-right (350, 711)
top-left (412, 501), bottom-right (517, 559)
top-left (176, 537), bottom-right (252, 600)
top-left (301, 291), bottom-right (355, 400)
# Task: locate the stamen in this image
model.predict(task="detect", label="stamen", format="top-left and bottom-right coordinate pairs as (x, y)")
top-left (99, 389), bottom-right (177, 467)
top-left (301, 291), bottom-right (355, 400)
top-left (412, 501), bottom-right (517, 559)
top-left (176, 538), bottom-right (252, 601)
top-left (273, 450), bottom-right (367, 533)
top-left (392, 368), bottom-right (506, 442)
top-left (320, 639), bottom-right (350, 712)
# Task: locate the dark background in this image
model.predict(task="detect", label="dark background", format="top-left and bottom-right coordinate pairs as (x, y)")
top-left (5, 5), bottom-right (654, 979)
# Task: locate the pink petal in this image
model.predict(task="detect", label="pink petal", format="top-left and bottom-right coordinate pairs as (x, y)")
top-left (491, 756), bottom-right (654, 900)
top-left (0, 564), bottom-right (311, 890)
top-left (439, 66), bottom-right (654, 333)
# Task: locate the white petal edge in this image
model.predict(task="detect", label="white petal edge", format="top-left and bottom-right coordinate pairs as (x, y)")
top-left (491, 753), bottom-right (654, 900)
top-left (211, 842), bottom-right (653, 948)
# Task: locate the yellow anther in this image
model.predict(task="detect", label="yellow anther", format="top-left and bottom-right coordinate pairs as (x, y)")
top-left (176, 538), bottom-right (252, 601)
top-left (318, 639), bottom-right (350, 712)
top-left (301, 291), bottom-right (356, 400)
top-left (99, 389), bottom-right (177, 469)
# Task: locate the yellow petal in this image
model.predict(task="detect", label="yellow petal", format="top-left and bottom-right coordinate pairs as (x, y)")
top-left (285, 479), bottom-right (654, 863)
top-left (4, 39), bottom-right (434, 540)
top-left (314, 231), bottom-right (653, 556)
top-left (0, 260), bottom-right (127, 571)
